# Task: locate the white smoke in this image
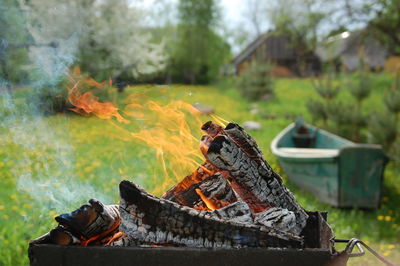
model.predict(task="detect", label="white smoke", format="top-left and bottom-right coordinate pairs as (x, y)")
top-left (0, 1), bottom-right (112, 216)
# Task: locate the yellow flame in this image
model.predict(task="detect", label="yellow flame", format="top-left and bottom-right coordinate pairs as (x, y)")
top-left (66, 70), bottom-right (209, 194)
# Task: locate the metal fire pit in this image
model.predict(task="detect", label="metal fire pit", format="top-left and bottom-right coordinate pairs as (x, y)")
top-left (28, 212), bottom-right (392, 266)
top-left (28, 244), bottom-right (348, 266)
top-left (27, 212), bottom-right (351, 266)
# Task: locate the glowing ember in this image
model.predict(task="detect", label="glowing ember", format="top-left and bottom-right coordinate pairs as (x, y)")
top-left (195, 188), bottom-right (217, 210)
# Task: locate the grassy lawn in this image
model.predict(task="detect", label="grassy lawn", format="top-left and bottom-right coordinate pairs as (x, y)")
top-left (0, 76), bottom-right (399, 265)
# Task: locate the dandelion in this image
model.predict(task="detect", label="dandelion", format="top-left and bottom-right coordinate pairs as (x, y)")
top-left (385, 216), bottom-right (392, 222)
top-left (0, 205), bottom-right (4, 210)
top-left (10, 194), bottom-right (17, 200)
top-left (377, 215), bottom-right (384, 221)
top-left (388, 244), bottom-right (395, 249)
top-left (49, 210), bottom-right (57, 218)
top-left (383, 251), bottom-right (391, 257)
top-left (22, 203), bottom-right (32, 209)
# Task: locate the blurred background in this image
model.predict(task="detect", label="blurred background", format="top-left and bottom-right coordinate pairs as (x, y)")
top-left (1, 0), bottom-right (399, 265)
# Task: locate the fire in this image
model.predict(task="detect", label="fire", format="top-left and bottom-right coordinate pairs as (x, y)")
top-left (66, 69), bottom-right (219, 194)
top-left (68, 85), bottom-right (128, 124)
top-left (195, 188), bottom-right (217, 211)
top-left (67, 67), bottom-right (129, 124)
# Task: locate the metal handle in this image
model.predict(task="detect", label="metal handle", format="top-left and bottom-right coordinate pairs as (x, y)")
top-left (334, 238), bottom-right (395, 266)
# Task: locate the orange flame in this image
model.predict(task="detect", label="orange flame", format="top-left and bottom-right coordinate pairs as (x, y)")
top-left (195, 188), bottom-right (217, 211)
top-left (67, 67), bottom-right (129, 124)
top-left (66, 69), bottom-right (208, 194)
top-left (68, 84), bottom-right (129, 124)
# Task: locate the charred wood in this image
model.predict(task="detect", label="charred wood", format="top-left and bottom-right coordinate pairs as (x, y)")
top-left (204, 130), bottom-right (308, 235)
top-left (164, 173), bottom-right (237, 210)
top-left (119, 180), bottom-right (302, 248)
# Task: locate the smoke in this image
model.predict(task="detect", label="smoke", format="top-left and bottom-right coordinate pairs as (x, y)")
top-left (0, 1), bottom-right (111, 216)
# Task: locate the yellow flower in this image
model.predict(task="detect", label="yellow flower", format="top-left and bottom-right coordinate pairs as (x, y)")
top-left (0, 205), bottom-right (4, 210)
top-left (23, 203), bottom-right (32, 209)
top-left (385, 216), bottom-right (392, 222)
top-left (388, 244), bottom-right (395, 249)
top-left (377, 215), bottom-right (384, 221)
top-left (84, 166), bottom-right (94, 173)
top-left (11, 206), bottom-right (17, 211)
top-left (3, 214), bottom-right (9, 220)
top-left (49, 210), bottom-right (57, 218)
top-left (10, 194), bottom-right (17, 200)
top-left (383, 251), bottom-right (391, 257)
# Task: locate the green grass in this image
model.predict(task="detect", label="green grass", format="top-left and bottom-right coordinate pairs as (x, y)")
top-left (0, 76), bottom-right (399, 265)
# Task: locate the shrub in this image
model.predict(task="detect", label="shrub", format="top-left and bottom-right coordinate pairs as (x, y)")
top-left (36, 67), bottom-right (117, 114)
top-left (237, 61), bottom-right (274, 101)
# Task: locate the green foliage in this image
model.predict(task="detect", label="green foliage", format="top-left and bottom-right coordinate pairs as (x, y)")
top-left (308, 71), bottom-right (374, 142)
top-left (34, 68), bottom-right (118, 114)
top-left (348, 71), bottom-right (372, 103)
top-left (383, 77), bottom-right (400, 114)
top-left (367, 0), bottom-right (400, 52)
top-left (0, 0), bottom-right (30, 84)
top-left (237, 61), bottom-right (274, 101)
top-left (171, 0), bottom-right (231, 84)
top-left (306, 99), bottom-right (327, 123)
top-left (368, 73), bottom-right (400, 162)
top-left (312, 76), bottom-right (340, 100)
top-left (368, 112), bottom-right (397, 149)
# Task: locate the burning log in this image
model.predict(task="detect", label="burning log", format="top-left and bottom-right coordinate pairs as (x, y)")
top-left (202, 122), bottom-right (308, 235)
top-left (119, 180), bottom-right (303, 248)
top-left (30, 199), bottom-right (120, 246)
top-left (163, 172), bottom-right (237, 210)
top-left (30, 120), bottom-right (320, 252)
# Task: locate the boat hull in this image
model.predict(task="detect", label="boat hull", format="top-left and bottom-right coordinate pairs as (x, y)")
top-left (271, 123), bottom-right (388, 209)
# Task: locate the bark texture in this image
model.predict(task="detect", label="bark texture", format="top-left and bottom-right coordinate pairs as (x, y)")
top-left (203, 122), bottom-right (308, 235)
top-left (119, 180), bottom-right (302, 248)
top-left (163, 172), bottom-right (237, 210)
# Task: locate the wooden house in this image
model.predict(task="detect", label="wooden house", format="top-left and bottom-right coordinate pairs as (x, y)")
top-left (316, 30), bottom-right (388, 71)
top-left (232, 32), bottom-right (321, 77)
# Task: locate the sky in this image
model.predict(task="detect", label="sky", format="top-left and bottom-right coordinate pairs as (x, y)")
top-left (134, 0), bottom-right (370, 55)
top-left (135, 0), bottom-right (267, 54)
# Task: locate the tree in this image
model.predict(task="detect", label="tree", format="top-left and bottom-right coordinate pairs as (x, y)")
top-left (0, 0), bottom-right (31, 85)
top-left (366, 0), bottom-right (400, 52)
top-left (78, 0), bottom-right (167, 82)
top-left (16, 0), bottom-right (167, 85)
top-left (267, 0), bottom-right (326, 75)
top-left (172, 0), bottom-right (231, 84)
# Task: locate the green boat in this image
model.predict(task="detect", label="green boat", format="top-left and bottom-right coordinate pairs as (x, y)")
top-left (270, 121), bottom-right (388, 209)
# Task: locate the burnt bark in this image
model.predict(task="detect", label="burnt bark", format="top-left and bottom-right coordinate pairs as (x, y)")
top-left (203, 122), bottom-right (308, 235)
top-left (163, 172), bottom-right (237, 210)
top-left (119, 180), bottom-right (302, 248)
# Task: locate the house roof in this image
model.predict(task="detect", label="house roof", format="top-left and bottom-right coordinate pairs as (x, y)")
top-left (316, 30), bottom-right (388, 70)
top-left (232, 33), bottom-right (297, 66)
top-left (232, 34), bottom-right (269, 66)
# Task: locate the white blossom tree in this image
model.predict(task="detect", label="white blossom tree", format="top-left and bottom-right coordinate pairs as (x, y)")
top-left (18, 0), bottom-right (167, 84)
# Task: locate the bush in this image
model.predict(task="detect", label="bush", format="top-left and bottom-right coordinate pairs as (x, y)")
top-left (35, 67), bottom-right (117, 114)
top-left (237, 61), bottom-right (274, 101)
